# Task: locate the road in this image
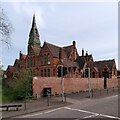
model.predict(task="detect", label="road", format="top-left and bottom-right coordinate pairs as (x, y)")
top-left (17, 95), bottom-right (119, 119)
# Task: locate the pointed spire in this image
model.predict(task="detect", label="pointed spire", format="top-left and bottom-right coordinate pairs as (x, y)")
top-left (28, 14), bottom-right (41, 47)
top-left (32, 13), bottom-right (37, 30)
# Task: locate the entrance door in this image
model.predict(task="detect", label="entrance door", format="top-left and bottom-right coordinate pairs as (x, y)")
top-left (43, 88), bottom-right (51, 97)
top-left (104, 77), bottom-right (107, 89)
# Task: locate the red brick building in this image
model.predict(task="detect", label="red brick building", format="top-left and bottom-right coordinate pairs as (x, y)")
top-left (4, 15), bottom-right (118, 79)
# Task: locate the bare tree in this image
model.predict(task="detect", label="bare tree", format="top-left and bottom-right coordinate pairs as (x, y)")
top-left (0, 7), bottom-right (13, 47)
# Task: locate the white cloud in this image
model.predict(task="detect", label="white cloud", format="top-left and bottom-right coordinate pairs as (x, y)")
top-left (49, 3), bottom-right (55, 12)
top-left (10, 2), bottom-right (46, 29)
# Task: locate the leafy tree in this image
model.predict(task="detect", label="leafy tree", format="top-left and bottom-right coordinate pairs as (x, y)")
top-left (0, 7), bottom-right (13, 47)
top-left (12, 69), bottom-right (32, 100)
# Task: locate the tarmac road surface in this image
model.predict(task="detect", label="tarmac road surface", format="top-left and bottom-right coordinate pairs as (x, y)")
top-left (17, 95), bottom-right (119, 119)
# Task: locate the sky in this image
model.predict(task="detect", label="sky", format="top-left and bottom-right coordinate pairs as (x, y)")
top-left (1, 0), bottom-right (118, 70)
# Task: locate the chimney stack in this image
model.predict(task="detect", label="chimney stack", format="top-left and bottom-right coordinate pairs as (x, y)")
top-left (19, 51), bottom-right (22, 59)
top-left (73, 41), bottom-right (76, 48)
top-left (86, 51), bottom-right (88, 62)
top-left (82, 48), bottom-right (84, 56)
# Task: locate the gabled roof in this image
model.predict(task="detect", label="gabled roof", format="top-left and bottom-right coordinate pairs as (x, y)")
top-left (14, 59), bottom-right (19, 65)
top-left (87, 59), bottom-right (116, 72)
top-left (45, 42), bottom-right (72, 59)
top-left (63, 45), bottom-right (74, 57)
top-left (62, 60), bottom-right (79, 68)
top-left (45, 42), bottom-right (61, 58)
top-left (75, 56), bottom-right (86, 70)
top-left (14, 59), bottom-right (20, 68)
top-left (21, 54), bottom-right (27, 59)
top-left (7, 65), bottom-right (15, 72)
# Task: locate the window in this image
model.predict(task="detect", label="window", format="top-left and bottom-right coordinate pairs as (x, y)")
top-left (76, 72), bottom-right (78, 78)
top-left (48, 69), bottom-right (50, 77)
top-left (47, 53), bottom-right (51, 65)
top-left (41, 70), bottom-right (43, 77)
top-left (40, 55), bottom-right (43, 66)
top-left (44, 69), bottom-right (47, 77)
top-left (92, 72), bottom-right (95, 78)
top-left (44, 54), bottom-right (47, 65)
top-left (99, 72), bottom-right (101, 78)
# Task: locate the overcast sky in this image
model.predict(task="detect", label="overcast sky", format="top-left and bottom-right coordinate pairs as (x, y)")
top-left (1, 1), bottom-right (118, 70)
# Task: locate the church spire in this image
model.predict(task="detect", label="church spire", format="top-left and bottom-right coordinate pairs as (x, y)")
top-left (28, 14), bottom-right (41, 47)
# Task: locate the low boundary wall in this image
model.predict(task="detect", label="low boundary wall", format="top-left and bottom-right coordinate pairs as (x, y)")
top-left (33, 77), bottom-right (118, 98)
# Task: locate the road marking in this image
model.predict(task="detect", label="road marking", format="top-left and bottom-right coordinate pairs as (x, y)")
top-left (19, 102), bottom-right (120, 119)
top-left (21, 107), bottom-right (63, 118)
top-left (44, 107), bottom-right (63, 114)
top-left (83, 114), bottom-right (99, 118)
top-left (64, 107), bottom-right (120, 120)
top-left (99, 113), bottom-right (120, 119)
top-left (64, 107), bottom-right (97, 115)
top-left (21, 112), bottom-right (43, 118)
top-left (104, 95), bottom-right (118, 99)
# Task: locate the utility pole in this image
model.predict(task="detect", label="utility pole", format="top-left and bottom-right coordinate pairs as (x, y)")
top-left (88, 68), bottom-right (91, 98)
top-left (61, 66), bottom-right (64, 102)
top-left (57, 65), bottom-right (64, 102)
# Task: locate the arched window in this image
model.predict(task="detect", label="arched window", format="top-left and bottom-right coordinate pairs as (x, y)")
top-left (41, 70), bottom-right (43, 77)
top-left (40, 55), bottom-right (43, 66)
top-left (47, 53), bottom-right (51, 65)
top-left (44, 54), bottom-right (47, 65)
top-left (48, 69), bottom-right (50, 77)
top-left (44, 69), bottom-right (47, 77)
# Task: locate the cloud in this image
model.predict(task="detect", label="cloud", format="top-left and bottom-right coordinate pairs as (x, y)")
top-left (49, 3), bottom-right (56, 12)
top-left (10, 2), bottom-right (46, 29)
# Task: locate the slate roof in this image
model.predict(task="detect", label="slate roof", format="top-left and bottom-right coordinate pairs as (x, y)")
top-left (62, 60), bottom-right (79, 68)
top-left (14, 59), bottom-right (20, 68)
top-left (45, 42), bottom-right (61, 58)
top-left (7, 65), bottom-right (15, 72)
top-left (87, 59), bottom-right (115, 72)
top-left (14, 59), bottom-right (19, 65)
top-left (63, 45), bottom-right (74, 57)
top-left (75, 56), bottom-right (86, 70)
top-left (45, 42), bottom-right (73, 59)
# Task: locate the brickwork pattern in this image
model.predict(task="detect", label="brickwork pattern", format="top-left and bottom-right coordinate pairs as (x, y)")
top-left (33, 77), bottom-right (118, 97)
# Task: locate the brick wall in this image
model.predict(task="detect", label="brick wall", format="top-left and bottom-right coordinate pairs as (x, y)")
top-left (32, 77), bottom-right (118, 97)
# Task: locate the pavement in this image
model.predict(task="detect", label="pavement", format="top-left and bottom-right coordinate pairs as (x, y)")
top-left (1, 87), bottom-right (119, 119)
